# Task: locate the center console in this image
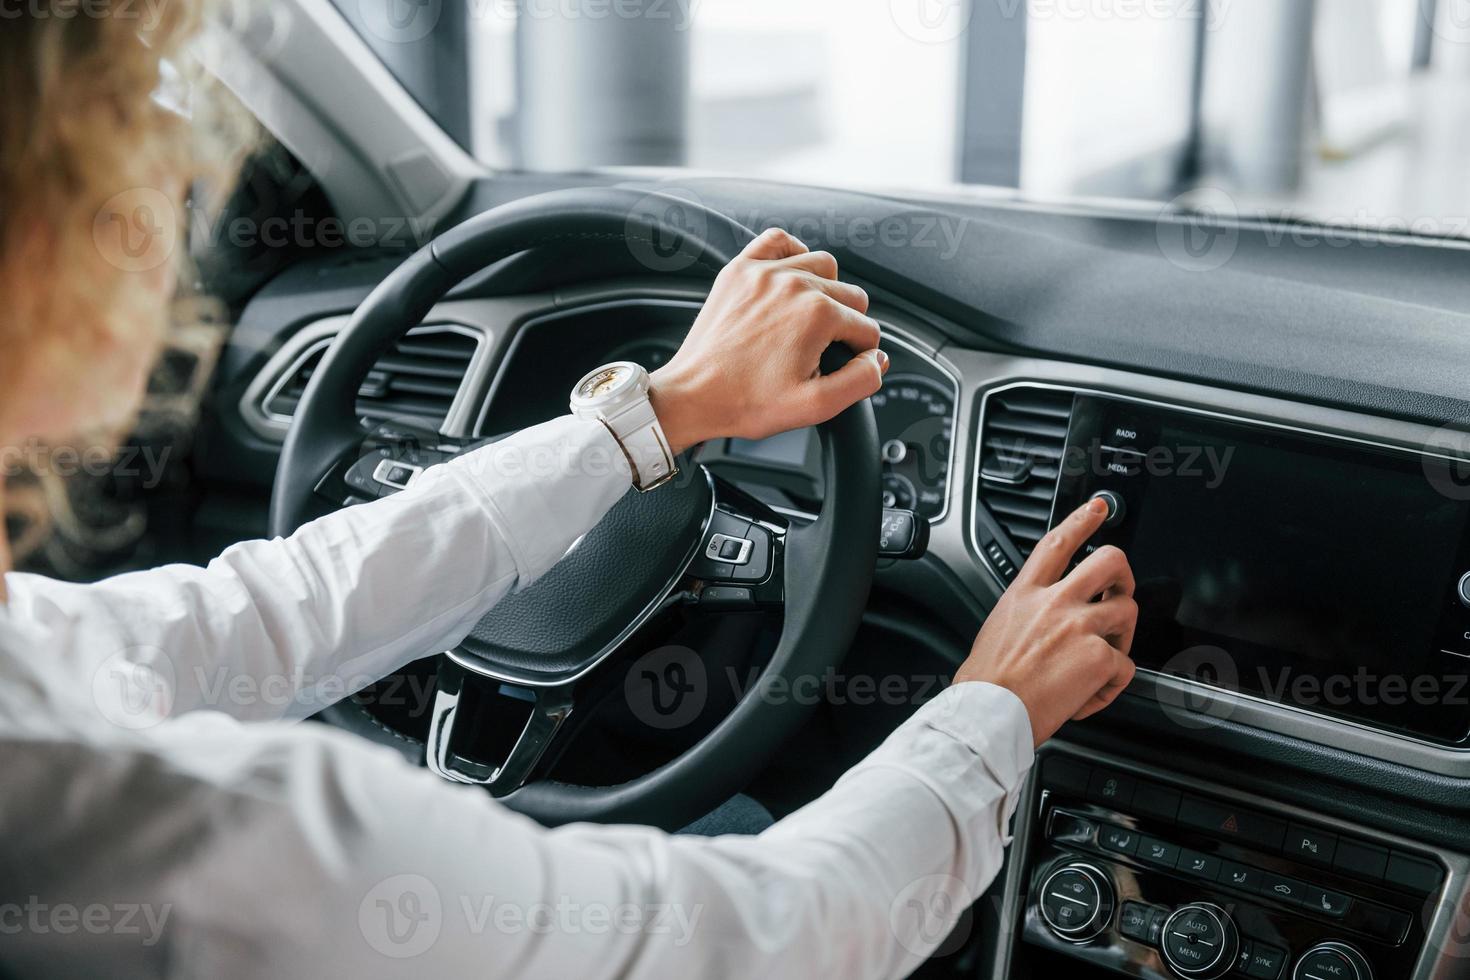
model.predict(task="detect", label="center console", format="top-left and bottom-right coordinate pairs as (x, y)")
top-left (1000, 747), bottom-right (1457, 980)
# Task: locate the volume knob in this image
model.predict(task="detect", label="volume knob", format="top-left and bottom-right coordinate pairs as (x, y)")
top-left (1038, 862), bottom-right (1115, 943)
top-left (1160, 903), bottom-right (1239, 980)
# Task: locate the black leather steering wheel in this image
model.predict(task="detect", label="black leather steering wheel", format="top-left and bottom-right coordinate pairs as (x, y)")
top-left (269, 186), bottom-right (879, 831)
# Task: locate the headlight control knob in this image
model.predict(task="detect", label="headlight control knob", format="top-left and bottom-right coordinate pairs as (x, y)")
top-left (1160, 903), bottom-right (1239, 979)
top-left (1038, 862), bottom-right (1115, 943)
top-left (1293, 942), bottom-right (1374, 980)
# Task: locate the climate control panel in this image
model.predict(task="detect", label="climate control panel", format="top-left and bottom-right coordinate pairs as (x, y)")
top-left (1018, 753), bottom-right (1441, 980)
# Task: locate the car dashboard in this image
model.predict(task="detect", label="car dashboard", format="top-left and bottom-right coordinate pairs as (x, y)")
top-left (201, 181), bottom-right (1470, 980)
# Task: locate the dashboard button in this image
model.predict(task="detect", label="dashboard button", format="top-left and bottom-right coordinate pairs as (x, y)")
top-left (1176, 849), bottom-right (1221, 881)
top-left (1042, 756), bottom-right (1092, 797)
top-left (1285, 824), bottom-right (1338, 866)
top-left (1304, 886), bottom-right (1352, 918)
top-left (1245, 943), bottom-right (1287, 979)
top-left (1133, 782), bottom-right (1182, 823)
top-left (1089, 490), bottom-right (1126, 526)
top-left (1332, 839), bottom-right (1389, 881)
top-left (1048, 811), bottom-right (1098, 847)
top-left (1099, 824), bottom-right (1139, 856)
top-left (1357, 903), bottom-right (1410, 944)
top-left (1118, 901), bottom-right (1153, 942)
top-left (1160, 904), bottom-right (1238, 979)
top-left (1219, 861), bottom-right (1260, 891)
top-left (1178, 797), bottom-right (1287, 850)
top-left (1458, 571), bottom-right (1470, 609)
top-left (1039, 864), bottom-right (1114, 942)
top-left (1088, 769), bottom-right (1136, 808)
top-left (1259, 873), bottom-right (1310, 906)
top-left (1385, 852), bottom-right (1442, 894)
top-left (1138, 836), bottom-right (1180, 868)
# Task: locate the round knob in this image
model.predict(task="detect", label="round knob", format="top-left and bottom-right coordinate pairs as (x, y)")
top-left (1458, 571), bottom-right (1470, 610)
top-left (1160, 903), bottom-right (1239, 979)
top-left (1090, 490), bottom-right (1126, 528)
top-left (1039, 862), bottom-right (1115, 943)
top-left (1293, 942), bottom-right (1373, 980)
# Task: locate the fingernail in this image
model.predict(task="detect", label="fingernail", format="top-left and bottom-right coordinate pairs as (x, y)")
top-left (875, 350), bottom-right (890, 372)
top-left (1087, 497), bottom-right (1108, 515)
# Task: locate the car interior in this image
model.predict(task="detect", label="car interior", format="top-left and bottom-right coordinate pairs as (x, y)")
top-left (22, 2), bottom-right (1470, 978)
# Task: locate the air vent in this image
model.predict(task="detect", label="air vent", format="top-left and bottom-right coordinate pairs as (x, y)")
top-left (262, 326), bottom-right (479, 429)
top-left (976, 385), bottom-right (1075, 555)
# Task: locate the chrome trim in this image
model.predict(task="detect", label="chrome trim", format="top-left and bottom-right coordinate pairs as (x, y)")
top-left (968, 377), bottom-right (1470, 763)
top-left (997, 742), bottom-right (1470, 980)
top-left (238, 318), bottom-right (494, 442)
top-left (447, 467), bottom-right (722, 689)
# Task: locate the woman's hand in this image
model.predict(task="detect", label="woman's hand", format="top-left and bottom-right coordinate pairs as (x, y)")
top-left (954, 498), bottom-right (1140, 747)
top-left (649, 228), bottom-right (888, 455)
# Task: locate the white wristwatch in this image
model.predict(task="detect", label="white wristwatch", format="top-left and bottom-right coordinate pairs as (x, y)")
top-left (570, 361), bottom-right (679, 492)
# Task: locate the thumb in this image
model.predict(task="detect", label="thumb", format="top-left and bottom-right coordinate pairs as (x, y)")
top-left (806, 348), bottom-right (888, 420)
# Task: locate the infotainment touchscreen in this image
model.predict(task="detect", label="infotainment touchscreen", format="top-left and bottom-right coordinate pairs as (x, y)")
top-left (1051, 394), bottom-right (1470, 745)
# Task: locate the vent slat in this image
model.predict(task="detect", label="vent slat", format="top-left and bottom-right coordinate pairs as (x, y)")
top-left (975, 385), bottom-right (1074, 557)
top-left (263, 326), bottom-right (478, 429)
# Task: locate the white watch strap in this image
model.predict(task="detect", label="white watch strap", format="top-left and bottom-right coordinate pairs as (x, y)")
top-left (604, 397), bottom-right (677, 491)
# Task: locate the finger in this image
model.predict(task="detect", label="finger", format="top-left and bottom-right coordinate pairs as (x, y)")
top-left (1072, 655), bottom-right (1136, 720)
top-left (1016, 498), bottom-right (1109, 588)
top-left (803, 349), bottom-right (888, 420)
top-left (781, 249), bottom-right (839, 280)
top-left (809, 275), bottom-right (871, 315)
top-left (1082, 594), bottom-right (1137, 644)
top-left (742, 227), bottom-right (808, 261)
top-left (824, 300), bottom-right (881, 352)
top-left (1062, 544), bottom-right (1136, 601)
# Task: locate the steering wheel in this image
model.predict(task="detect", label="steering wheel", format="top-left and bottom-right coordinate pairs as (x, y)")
top-left (269, 187), bottom-right (879, 831)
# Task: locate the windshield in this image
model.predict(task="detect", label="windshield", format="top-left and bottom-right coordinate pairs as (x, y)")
top-left (337, 0), bottom-right (1469, 238)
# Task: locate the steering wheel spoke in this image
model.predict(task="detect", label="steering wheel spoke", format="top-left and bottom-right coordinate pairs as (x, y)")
top-left (426, 656), bottom-right (576, 796)
top-left (683, 476), bottom-right (787, 613)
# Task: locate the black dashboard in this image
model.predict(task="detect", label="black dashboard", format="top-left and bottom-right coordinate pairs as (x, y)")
top-left (202, 173), bottom-right (1470, 980)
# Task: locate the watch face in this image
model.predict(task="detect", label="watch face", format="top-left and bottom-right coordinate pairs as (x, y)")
top-left (578, 365), bottom-right (630, 400)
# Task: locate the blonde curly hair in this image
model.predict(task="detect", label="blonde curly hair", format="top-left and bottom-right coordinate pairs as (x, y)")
top-left (0, 0), bottom-right (256, 439)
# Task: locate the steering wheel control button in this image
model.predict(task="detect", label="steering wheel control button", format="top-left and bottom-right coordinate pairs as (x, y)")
top-left (699, 586), bottom-right (754, 609)
top-left (1038, 864), bottom-right (1114, 943)
top-left (372, 458), bottom-right (423, 491)
top-left (1160, 904), bottom-right (1238, 979)
top-left (688, 510), bottom-right (752, 580)
top-left (1293, 942), bottom-right (1373, 980)
top-left (1099, 824), bottom-right (1139, 856)
top-left (878, 509), bottom-right (929, 560)
top-left (1089, 489), bottom-right (1126, 527)
top-left (1458, 571), bottom-right (1470, 608)
top-left (708, 533), bottom-right (753, 565)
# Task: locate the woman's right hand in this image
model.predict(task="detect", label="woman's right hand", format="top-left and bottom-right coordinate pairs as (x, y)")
top-left (954, 498), bottom-right (1139, 747)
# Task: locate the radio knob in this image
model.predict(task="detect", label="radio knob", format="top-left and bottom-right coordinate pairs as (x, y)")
top-left (1293, 942), bottom-right (1373, 980)
top-left (1160, 903), bottom-right (1239, 979)
top-left (1038, 862), bottom-right (1115, 943)
top-left (1458, 571), bottom-right (1470, 609)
